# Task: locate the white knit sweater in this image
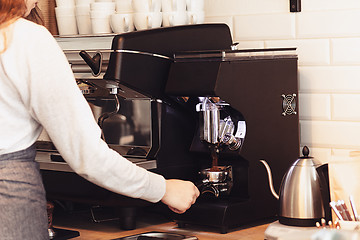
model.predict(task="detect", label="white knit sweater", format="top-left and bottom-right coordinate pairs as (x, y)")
top-left (0, 18), bottom-right (165, 203)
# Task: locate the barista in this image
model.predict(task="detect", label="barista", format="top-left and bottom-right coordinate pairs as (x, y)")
top-left (0, 0), bottom-right (199, 239)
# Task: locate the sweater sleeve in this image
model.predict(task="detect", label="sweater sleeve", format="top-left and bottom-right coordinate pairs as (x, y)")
top-left (21, 22), bottom-right (166, 203)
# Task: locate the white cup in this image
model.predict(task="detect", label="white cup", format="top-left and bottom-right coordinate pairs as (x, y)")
top-left (75, 0), bottom-right (94, 5)
top-left (56, 16), bottom-right (78, 35)
top-left (75, 5), bottom-right (92, 34)
top-left (162, 11), bottom-right (186, 27)
top-left (91, 15), bottom-right (112, 34)
top-left (90, 9), bottom-right (115, 18)
top-left (56, 0), bottom-right (75, 7)
top-left (75, 4), bottom-right (90, 14)
top-left (132, 0), bottom-right (161, 12)
top-left (55, 7), bottom-right (78, 35)
top-left (110, 13), bottom-right (134, 33)
top-left (162, 0), bottom-right (186, 12)
top-left (186, 0), bottom-right (204, 11)
top-left (134, 12), bottom-right (162, 30)
top-left (187, 10), bottom-right (204, 24)
top-left (115, 0), bottom-right (133, 13)
top-left (90, 2), bottom-right (116, 11)
top-left (76, 15), bottom-right (92, 34)
top-left (90, 3), bottom-right (114, 34)
top-left (55, 5), bottom-right (76, 15)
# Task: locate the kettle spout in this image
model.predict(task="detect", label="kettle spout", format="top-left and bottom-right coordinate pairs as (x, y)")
top-left (260, 160), bottom-right (279, 200)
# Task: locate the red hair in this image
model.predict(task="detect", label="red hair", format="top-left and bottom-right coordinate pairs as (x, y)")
top-left (0, 0), bottom-right (27, 27)
top-left (0, 0), bottom-right (44, 53)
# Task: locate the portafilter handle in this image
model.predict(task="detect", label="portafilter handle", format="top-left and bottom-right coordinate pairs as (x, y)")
top-left (196, 180), bottom-right (220, 198)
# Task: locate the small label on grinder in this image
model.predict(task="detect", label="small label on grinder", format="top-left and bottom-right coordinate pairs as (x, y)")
top-left (235, 121), bottom-right (246, 138)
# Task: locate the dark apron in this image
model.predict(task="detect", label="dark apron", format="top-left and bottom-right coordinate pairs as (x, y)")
top-left (0, 144), bottom-right (48, 239)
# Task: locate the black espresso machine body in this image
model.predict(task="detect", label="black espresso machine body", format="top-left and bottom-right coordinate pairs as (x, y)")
top-left (36, 24), bottom-right (299, 232)
top-left (36, 24), bottom-right (235, 228)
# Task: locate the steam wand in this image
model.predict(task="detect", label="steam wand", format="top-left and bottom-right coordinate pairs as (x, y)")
top-left (98, 94), bottom-right (120, 140)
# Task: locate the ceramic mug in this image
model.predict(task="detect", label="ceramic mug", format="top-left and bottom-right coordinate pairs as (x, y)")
top-left (115, 0), bottom-right (133, 13)
top-left (110, 13), bottom-right (134, 33)
top-left (90, 2), bottom-right (116, 11)
top-left (162, 11), bottom-right (187, 27)
top-left (161, 0), bottom-right (186, 12)
top-left (75, 0), bottom-right (94, 5)
top-left (187, 10), bottom-right (204, 24)
top-left (186, 0), bottom-right (204, 11)
top-left (90, 9), bottom-right (113, 34)
top-left (56, 0), bottom-right (75, 7)
top-left (55, 6), bottom-right (78, 35)
top-left (134, 12), bottom-right (162, 30)
top-left (132, 0), bottom-right (161, 12)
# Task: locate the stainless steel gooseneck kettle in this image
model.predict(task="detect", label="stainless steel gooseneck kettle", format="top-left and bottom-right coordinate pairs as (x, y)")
top-left (260, 146), bottom-right (331, 227)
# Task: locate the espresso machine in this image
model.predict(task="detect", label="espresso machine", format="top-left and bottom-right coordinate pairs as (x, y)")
top-left (36, 24), bottom-right (299, 233)
top-left (36, 24), bottom-right (234, 229)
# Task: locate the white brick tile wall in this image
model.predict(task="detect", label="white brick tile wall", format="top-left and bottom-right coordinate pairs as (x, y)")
top-left (299, 66), bottom-right (360, 93)
top-left (236, 40), bottom-right (265, 50)
top-left (265, 39), bottom-right (330, 66)
top-left (205, 0), bottom-right (242, 17)
top-left (205, 0), bottom-right (288, 17)
top-left (332, 148), bottom-right (359, 157)
top-left (204, 16), bottom-right (234, 36)
top-left (236, 0), bottom-right (288, 15)
top-left (300, 120), bottom-right (360, 148)
top-left (332, 38), bottom-right (360, 65)
top-left (305, 147), bottom-right (332, 164)
top-left (301, 0), bottom-right (360, 12)
top-left (204, 0), bottom-right (360, 157)
top-left (299, 93), bottom-right (331, 120)
top-left (233, 14), bottom-right (295, 41)
top-left (297, 10), bottom-right (360, 38)
top-left (332, 94), bottom-right (360, 121)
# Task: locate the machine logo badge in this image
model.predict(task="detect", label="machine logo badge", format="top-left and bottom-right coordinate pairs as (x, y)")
top-left (282, 94), bottom-right (297, 116)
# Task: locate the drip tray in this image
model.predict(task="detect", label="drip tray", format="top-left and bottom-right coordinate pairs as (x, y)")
top-left (112, 231), bottom-right (198, 240)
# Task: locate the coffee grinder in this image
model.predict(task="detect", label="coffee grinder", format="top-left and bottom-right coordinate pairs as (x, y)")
top-left (165, 47), bottom-right (300, 233)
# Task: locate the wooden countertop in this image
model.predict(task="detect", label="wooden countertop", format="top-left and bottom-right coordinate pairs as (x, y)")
top-left (52, 205), bottom-right (270, 240)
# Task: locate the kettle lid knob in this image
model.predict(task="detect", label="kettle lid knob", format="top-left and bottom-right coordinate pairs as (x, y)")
top-left (302, 146), bottom-right (310, 157)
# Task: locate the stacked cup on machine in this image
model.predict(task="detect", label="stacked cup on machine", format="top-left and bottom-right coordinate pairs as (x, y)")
top-left (161, 0), bottom-right (187, 27)
top-left (110, 0), bottom-right (135, 34)
top-left (90, 0), bottom-right (116, 34)
top-left (132, 0), bottom-right (162, 31)
top-left (55, 0), bottom-right (78, 35)
top-left (75, 0), bottom-right (94, 34)
top-left (186, 0), bottom-right (204, 24)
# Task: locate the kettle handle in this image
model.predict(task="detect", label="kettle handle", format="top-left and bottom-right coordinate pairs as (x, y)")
top-left (260, 160), bottom-right (279, 200)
